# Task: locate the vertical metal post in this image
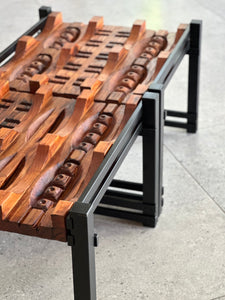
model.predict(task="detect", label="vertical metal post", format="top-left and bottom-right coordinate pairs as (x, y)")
top-left (67, 203), bottom-right (96, 300)
top-left (142, 84), bottom-right (164, 227)
top-left (39, 6), bottom-right (52, 19)
top-left (187, 20), bottom-right (202, 133)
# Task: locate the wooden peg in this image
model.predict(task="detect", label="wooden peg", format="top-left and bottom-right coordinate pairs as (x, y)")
top-left (73, 89), bottom-right (95, 118)
top-left (152, 51), bottom-right (170, 80)
top-left (15, 36), bottom-right (39, 57)
top-left (56, 43), bottom-right (79, 68)
top-left (84, 16), bottom-right (104, 39)
top-left (0, 128), bottom-right (18, 151)
top-left (33, 85), bottom-right (53, 110)
top-left (174, 24), bottom-right (188, 44)
top-left (99, 46), bottom-right (128, 80)
top-left (36, 133), bottom-right (65, 166)
top-left (93, 141), bottom-right (113, 161)
top-left (83, 141), bottom-right (113, 183)
top-left (29, 74), bottom-right (49, 93)
top-left (0, 80), bottom-right (9, 98)
top-left (127, 20), bottom-right (146, 44)
top-left (0, 192), bottom-right (22, 220)
top-left (42, 12), bottom-right (63, 33)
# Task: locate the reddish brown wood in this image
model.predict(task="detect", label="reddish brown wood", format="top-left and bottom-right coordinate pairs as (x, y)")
top-left (0, 11), bottom-right (187, 241)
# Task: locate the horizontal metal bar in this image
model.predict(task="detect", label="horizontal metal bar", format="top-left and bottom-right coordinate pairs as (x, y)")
top-left (166, 110), bottom-right (189, 118)
top-left (0, 9), bottom-right (50, 64)
top-left (165, 110), bottom-right (196, 123)
top-left (109, 179), bottom-right (143, 191)
top-left (105, 189), bottom-right (143, 201)
top-left (95, 207), bottom-right (154, 224)
top-left (153, 24), bottom-right (190, 88)
top-left (101, 195), bottom-right (143, 210)
top-left (100, 190), bottom-right (156, 214)
top-left (164, 120), bottom-right (188, 128)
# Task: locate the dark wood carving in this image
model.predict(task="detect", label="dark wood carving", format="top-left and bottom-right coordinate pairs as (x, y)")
top-left (0, 12), bottom-right (187, 241)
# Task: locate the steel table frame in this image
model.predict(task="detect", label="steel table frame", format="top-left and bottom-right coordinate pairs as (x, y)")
top-left (0, 6), bottom-right (201, 300)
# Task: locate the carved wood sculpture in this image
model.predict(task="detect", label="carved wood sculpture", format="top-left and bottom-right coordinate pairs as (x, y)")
top-left (0, 11), bottom-right (187, 241)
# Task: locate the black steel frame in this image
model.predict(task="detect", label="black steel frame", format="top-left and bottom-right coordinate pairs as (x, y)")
top-left (67, 20), bottom-right (202, 300)
top-left (0, 6), bottom-right (201, 300)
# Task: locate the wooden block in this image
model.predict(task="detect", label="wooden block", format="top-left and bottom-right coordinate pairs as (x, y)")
top-left (15, 36), bottom-right (39, 57)
top-left (119, 78), bottom-right (136, 89)
top-left (125, 70), bottom-right (141, 83)
top-left (33, 85), bottom-right (53, 110)
top-left (133, 83), bottom-right (148, 95)
top-left (43, 185), bottom-right (64, 201)
top-left (51, 200), bottom-right (73, 228)
top-left (0, 128), bottom-right (18, 151)
top-left (43, 12), bottom-right (63, 32)
top-left (83, 132), bottom-right (101, 145)
top-left (57, 43), bottom-right (80, 67)
top-left (107, 91), bottom-right (125, 103)
top-left (152, 51), bottom-right (170, 80)
top-left (123, 94), bottom-right (142, 108)
top-left (133, 57), bottom-right (149, 67)
top-left (103, 103), bottom-right (118, 116)
top-left (0, 192), bottom-right (22, 220)
top-left (174, 24), bottom-right (188, 44)
top-left (22, 208), bottom-right (46, 227)
top-left (115, 85), bottom-right (131, 94)
top-left (90, 123), bottom-right (108, 135)
top-left (97, 114), bottom-right (112, 126)
top-left (107, 46), bottom-right (128, 65)
top-left (52, 173), bottom-right (71, 189)
top-left (0, 80), bottom-right (9, 98)
top-left (84, 16), bottom-right (104, 39)
top-left (32, 199), bottom-right (53, 213)
top-left (130, 65), bottom-right (145, 76)
top-left (93, 141), bottom-right (113, 160)
top-left (78, 141), bottom-right (94, 152)
top-left (58, 161), bottom-right (79, 177)
top-left (29, 74), bottom-right (49, 93)
top-left (80, 78), bottom-right (102, 92)
top-left (127, 20), bottom-right (146, 44)
top-left (83, 141), bottom-right (113, 183)
top-left (35, 133), bottom-right (65, 168)
top-left (100, 46), bottom-right (128, 78)
top-left (73, 89), bottom-right (95, 118)
top-left (69, 149), bottom-right (86, 164)
top-left (38, 133), bottom-right (64, 157)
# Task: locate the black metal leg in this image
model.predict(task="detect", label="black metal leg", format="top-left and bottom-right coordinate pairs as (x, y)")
top-left (187, 20), bottom-right (202, 133)
top-left (142, 85), bottom-right (164, 227)
top-left (39, 6), bottom-right (52, 19)
top-left (67, 203), bottom-right (96, 300)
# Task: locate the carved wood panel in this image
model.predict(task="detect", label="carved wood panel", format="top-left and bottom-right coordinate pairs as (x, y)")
top-left (0, 12), bottom-right (187, 241)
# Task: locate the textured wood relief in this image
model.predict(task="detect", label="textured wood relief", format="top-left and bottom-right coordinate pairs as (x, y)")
top-left (0, 12), bottom-right (187, 241)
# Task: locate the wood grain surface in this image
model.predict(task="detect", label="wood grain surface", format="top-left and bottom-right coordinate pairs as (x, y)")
top-left (0, 12), bottom-right (187, 241)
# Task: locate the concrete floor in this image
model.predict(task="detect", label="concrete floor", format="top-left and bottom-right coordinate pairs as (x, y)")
top-left (0, 0), bottom-right (225, 299)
